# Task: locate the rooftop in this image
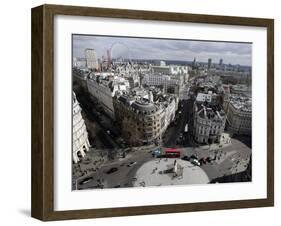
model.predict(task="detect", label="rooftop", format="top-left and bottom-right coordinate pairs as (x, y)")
top-left (228, 94), bottom-right (252, 112)
top-left (115, 87), bottom-right (177, 114)
top-left (196, 103), bottom-right (225, 121)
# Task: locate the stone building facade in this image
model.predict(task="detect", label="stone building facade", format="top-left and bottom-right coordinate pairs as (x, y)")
top-left (151, 64), bottom-right (189, 75)
top-left (73, 92), bottom-right (90, 163)
top-left (193, 93), bottom-right (226, 144)
top-left (113, 91), bottom-right (178, 146)
top-left (223, 94), bottom-right (252, 135)
top-left (87, 72), bottom-right (129, 119)
top-left (85, 48), bottom-right (98, 70)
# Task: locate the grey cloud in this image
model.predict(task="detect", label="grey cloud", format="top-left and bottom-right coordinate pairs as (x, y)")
top-left (72, 35), bottom-right (252, 66)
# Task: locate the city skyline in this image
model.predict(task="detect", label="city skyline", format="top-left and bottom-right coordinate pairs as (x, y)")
top-left (73, 34), bottom-right (252, 66)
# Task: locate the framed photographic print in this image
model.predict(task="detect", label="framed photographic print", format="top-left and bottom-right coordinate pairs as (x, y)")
top-left (31, 4), bottom-right (274, 221)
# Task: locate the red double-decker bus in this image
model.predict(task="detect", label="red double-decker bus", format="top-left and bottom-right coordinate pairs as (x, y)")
top-left (165, 148), bottom-right (181, 158)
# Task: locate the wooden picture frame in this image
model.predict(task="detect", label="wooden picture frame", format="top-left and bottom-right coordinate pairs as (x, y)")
top-left (31, 4), bottom-right (274, 221)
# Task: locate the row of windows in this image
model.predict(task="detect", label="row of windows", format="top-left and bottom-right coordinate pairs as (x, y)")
top-left (196, 123), bottom-right (222, 131)
top-left (73, 119), bottom-right (85, 134)
top-left (137, 126), bottom-right (160, 133)
top-left (73, 132), bottom-right (88, 149)
top-left (115, 106), bottom-right (162, 122)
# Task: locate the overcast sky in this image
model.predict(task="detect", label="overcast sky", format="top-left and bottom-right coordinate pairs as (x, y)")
top-left (73, 35), bottom-right (252, 66)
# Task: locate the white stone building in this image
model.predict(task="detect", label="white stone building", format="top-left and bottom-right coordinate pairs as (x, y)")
top-left (193, 104), bottom-right (226, 144)
top-left (85, 48), bottom-right (99, 70)
top-left (231, 84), bottom-right (251, 96)
top-left (196, 92), bottom-right (215, 103)
top-left (142, 74), bottom-right (180, 87)
top-left (224, 94), bottom-right (252, 135)
top-left (87, 72), bottom-right (130, 119)
top-left (193, 93), bottom-right (226, 144)
top-left (151, 64), bottom-right (189, 75)
top-left (169, 65), bottom-right (189, 75)
top-left (141, 73), bottom-right (184, 95)
top-left (73, 92), bottom-right (90, 163)
top-left (73, 57), bottom-right (86, 68)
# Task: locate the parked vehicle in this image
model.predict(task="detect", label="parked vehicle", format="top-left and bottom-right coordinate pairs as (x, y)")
top-left (206, 157), bottom-right (212, 163)
top-left (184, 124), bottom-right (189, 133)
top-left (106, 167), bottom-right (118, 174)
top-left (190, 154), bottom-right (198, 160)
top-left (79, 177), bottom-right (93, 185)
top-left (127, 161), bottom-right (137, 167)
top-left (181, 155), bottom-right (190, 161)
top-left (190, 158), bottom-right (201, 166)
top-left (152, 147), bottom-right (162, 157)
top-left (199, 158), bottom-right (207, 165)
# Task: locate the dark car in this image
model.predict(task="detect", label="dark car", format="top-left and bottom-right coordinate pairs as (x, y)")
top-left (199, 158), bottom-right (207, 165)
top-left (181, 155), bottom-right (190, 161)
top-left (79, 176), bottom-right (93, 185)
top-left (190, 154), bottom-right (198, 160)
top-left (106, 167), bottom-right (118, 174)
top-left (206, 157), bottom-right (212, 163)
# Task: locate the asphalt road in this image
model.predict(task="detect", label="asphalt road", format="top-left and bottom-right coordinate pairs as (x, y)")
top-left (163, 99), bottom-right (189, 147)
top-left (75, 91), bottom-right (126, 153)
top-left (76, 149), bottom-right (153, 189)
top-left (74, 133), bottom-right (251, 190)
top-left (178, 137), bottom-right (252, 181)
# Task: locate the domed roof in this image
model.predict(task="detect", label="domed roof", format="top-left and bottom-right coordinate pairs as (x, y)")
top-left (131, 101), bottom-right (156, 114)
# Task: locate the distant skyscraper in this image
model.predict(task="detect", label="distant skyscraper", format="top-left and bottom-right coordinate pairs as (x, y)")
top-left (208, 58), bottom-right (212, 69)
top-left (107, 49), bottom-right (112, 68)
top-left (219, 58), bottom-right (223, 66)
top-left (193, 57), bottom-right (196, 64)
top-left (85, 48), bottom-right (98, 70)
top-left (192, 57), bottom-right (197, 69)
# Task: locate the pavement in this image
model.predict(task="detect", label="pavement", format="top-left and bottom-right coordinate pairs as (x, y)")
top-left (133, 158), bottom-right (209, 187)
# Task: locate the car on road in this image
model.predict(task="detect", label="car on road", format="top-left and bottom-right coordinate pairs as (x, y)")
top-left (127, 161), bottom-right (137, 167)
top-left (152, 148), bottom-right (162, 157)
top-left (181, 155), bottom-right (190, 161)
top-left (190, 158), bottom-right (201, 166)
top-left (199, 158), bottom-right (207, 165)
top-left (206, 157), bottom-right (212, 163)
top-left (190, 154), bottom-right (198, 160)
top-left (79, 177), bottom-right (93, 185)
top-left (106, 167), bottom-right (118, 174)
